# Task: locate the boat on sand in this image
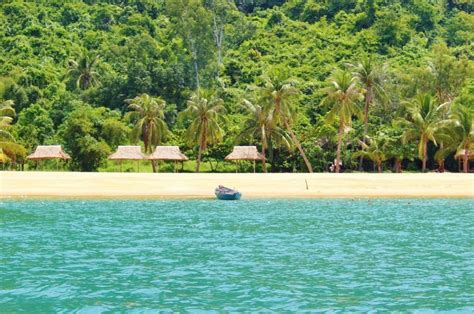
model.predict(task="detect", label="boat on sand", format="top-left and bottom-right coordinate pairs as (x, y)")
top-left (215, 185), bottom-right (242, 200)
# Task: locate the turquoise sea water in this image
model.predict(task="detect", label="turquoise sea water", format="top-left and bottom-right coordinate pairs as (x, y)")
top-left (1, 199), bottom-right (473, 312)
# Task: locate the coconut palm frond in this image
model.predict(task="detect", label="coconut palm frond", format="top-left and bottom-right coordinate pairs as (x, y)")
top-left (126, 94), bottom-right (168, 154)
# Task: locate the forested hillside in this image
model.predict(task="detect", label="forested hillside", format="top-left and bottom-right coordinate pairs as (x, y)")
top-left (1, 0), bottom-right (473, 172)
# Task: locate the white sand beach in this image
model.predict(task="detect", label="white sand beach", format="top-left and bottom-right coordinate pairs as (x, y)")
top-left (1, 171), bottom-right (473, 199)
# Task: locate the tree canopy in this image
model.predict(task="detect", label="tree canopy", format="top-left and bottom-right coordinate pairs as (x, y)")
top-left (1, 0), bottom-right (472, 172)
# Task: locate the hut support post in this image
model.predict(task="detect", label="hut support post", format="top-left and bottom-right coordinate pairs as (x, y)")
top-left (120, 160), bottom-right (123, 172)
top-left (253, 160), bottom-right (256, 173)
top-left (174, 161), bottom-right (177, 173)
top-left (137, 160), bottom-right (140, 172)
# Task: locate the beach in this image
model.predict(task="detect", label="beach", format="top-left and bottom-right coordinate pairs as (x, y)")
top-left (1, 171), bottom-right (473, 198)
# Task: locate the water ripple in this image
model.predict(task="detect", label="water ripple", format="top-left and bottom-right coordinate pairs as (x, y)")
top-left (0, 198), bottom-right (473, 311)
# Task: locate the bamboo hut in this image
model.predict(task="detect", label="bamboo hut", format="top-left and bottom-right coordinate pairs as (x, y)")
top-left (147, 146), bottom-right (189, 172)
top-left (108, 146), bottom-right (145, 172)
top-left (225, 146), bottom-right (264, 173)
top-left (27, 145), bottom-right (71, 170)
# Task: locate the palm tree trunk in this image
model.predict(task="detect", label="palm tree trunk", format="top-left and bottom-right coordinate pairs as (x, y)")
top-left (261, 128), bottom-right (267, 173)
top-left (438, 159), bottom-right (445, 173)
top-left (463, 156), bottom-right (468, 173)
top-left (358, 155), bottom-right (364, 172)
top-left (422, 140), bottom-right (428, 172)
top-left (196, 127), bottom-right (206, 172)
top-left (143, 126), bottom-right (156, 173)
top-left (359, 88), bottom-right (372, 171)
top-left (336, 122), bottom-right (344, 173)
top-left (395, 159), bottom-right (402, 173)
top-left (284, 120), bottom-right (313, 173)
top-left (438, 142), bottom-right (445, 172)
top-left (377, 161), bottom-right (382, 173)
top-left (196, 145), bottom-right (203, 172)
top-left (143, 125), bottom-right (149, 152)
top-left (268, 140), bottom-right (275, 172)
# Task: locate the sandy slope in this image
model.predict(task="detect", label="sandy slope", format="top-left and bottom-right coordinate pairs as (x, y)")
top-left (1, 171), bottom-right (473, 199)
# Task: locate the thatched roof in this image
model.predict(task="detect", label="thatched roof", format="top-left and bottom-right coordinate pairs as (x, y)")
top-left (455, 149), bottom-right (474, 160)
top-left (225, 146), bottom-right (264, 161)
top-left (27, 145), bottom-right (71, 160)
top-left (147, 146), bottom-right (189, 161)
top-left (109, 146), bottom-right (145, 160)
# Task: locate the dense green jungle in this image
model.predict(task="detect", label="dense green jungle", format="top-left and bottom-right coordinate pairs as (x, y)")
top-left (0, 0), bottom-right (473, 173)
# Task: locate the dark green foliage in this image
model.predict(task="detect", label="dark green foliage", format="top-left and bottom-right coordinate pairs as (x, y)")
top-left (235, 0), bottom-right (286, 13)
top-left (59, 105), bottom-right (125, 171)
top-left (14, 104), bottom-right (54, 150)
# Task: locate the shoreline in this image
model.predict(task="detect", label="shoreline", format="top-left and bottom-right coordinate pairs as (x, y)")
top-left (1, 172), bottom-right (473, 199)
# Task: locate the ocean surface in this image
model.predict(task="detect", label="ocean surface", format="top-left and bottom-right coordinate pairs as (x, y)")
top-left (1, 199), bottom-right (473, 312)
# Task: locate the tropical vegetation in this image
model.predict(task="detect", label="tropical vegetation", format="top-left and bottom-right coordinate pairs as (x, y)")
top-left (0, 0), bottom-right (472, 172)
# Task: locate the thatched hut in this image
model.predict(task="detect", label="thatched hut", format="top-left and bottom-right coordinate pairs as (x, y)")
top-left (27, 145), bottom-right (71, 170)
top-left (225, 146), bottom-right (264, 173)
top-left (108, 145), bottom-right (145, 172)
top-left (147, 146), bottom-right (188, 172)
top-left (27, 145), bottom-right (71, 160)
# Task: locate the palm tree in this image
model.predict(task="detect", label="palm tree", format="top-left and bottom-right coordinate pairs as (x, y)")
top-left (126, 94), bottom-right (168, 172)
top-left (0, 141), bottom-right (27, 167)
top-left (239, 98), bottom-right (292, 172)
top-left (397, 94), bottom-right (447, 172)
top-left (348, 56), bottom-right (386, 170)
top-left (425, 45), bottom-right (471, 171)
top-left (0, 100), bottom-right (26, 168)
top-left (321, 69), bottom-right (364, 173)
top-left (353, 136), bottom-right (388, 173)
top-left (68, 50), bottom-right (100, 90)
top-left (260, 68), bottom-right (313, 173)
top-left (435, 105), bottom-right (473, 173)
top-left (0, 100), bottom-right (16, 141)
top-left (180, 90), bottom-right (226, 172)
